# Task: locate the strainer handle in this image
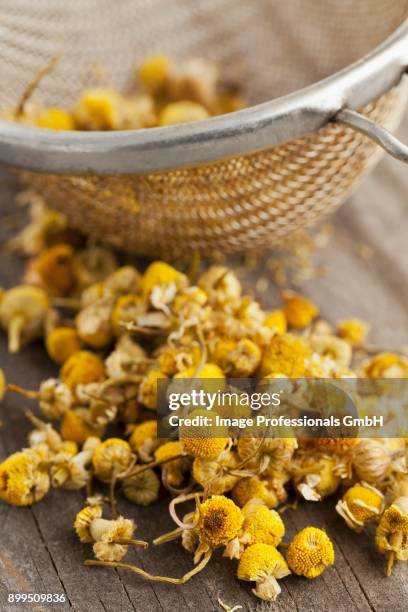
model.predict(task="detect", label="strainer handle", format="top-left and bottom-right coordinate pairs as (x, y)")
top-left (336, 109), bottom-right (408, 163)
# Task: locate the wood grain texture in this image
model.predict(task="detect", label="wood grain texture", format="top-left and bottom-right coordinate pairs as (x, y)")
top-left (1, 116), bottom-right (408, 612)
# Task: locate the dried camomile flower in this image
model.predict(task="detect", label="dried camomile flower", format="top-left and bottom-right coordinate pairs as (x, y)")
top-left (193, 495), bottom-right (243, 562)
top-left (259, 333), bottom-right (311, 377)
top-left (138, 368), bottom-right (167, 410)
top-left (225, 498), bottom-right (285, 559)
top-left (60, 351), bottom-right (105, 390)
top-left (26, 244), bottom-right (76, 296)
top-left (171, 287), bottom-right (209, 323)
top-left (0, 285), bottom-right (49, 353)
top-left (26, 412), bottom-right (76, 456)
top-left (138, 54), bottom-right (173, 96)
top-left (293, 455), bottom-right (341, 502)
top-left (192, 451), bottom-right (241, 496)
top-left (158, 100), bottom-right (209, 126)
top-left (387, 473), bottom-right (408, 502)
top-left (237, 543), bottom-right (290, 602)
top-left (154, 441), bottom-right (190, 489)
top-left (129, 420), bottom-right (160, 462)
top-left (105, 343), bottom-right (148, 379)
top-left (166, 57), bottom-right (219, 108)
top-left (263, 310), bottom-right (287, 336)
top-left (282, 291), bottom-right (319, 329)
top-left (74, 504), bottom-right (147, 562)
top-left (74, 246), bottom-right (117, 289)
top-left (80, 282), bottom-right (105, 308)
top-left (104, 266), bottom-right (141, 296)
top-left (305, 438), bottom-right (358, 456)
top-left (350, 439), bottom-right (392, 484)
top-left (92, 438), bottom-right (133, 484)
top-left (237, 437), bottom-right (297, 475)
top-left (46, 326), bottom-right (81, 364)
top-left (9, 378), bottom-right (73, 420)
top-left (122, 468), bottom-right (160, 506)
top-left (60, 409), bottom-right (104, 445)
top-left (309, 334), bottom-right (352, 371)
top-left (375, 496), bottom-right (408, 575)
top-left (286, 527), bottom-right (334, 578)
top-left (180, 409), bottom-right (230, 460)
top-left (232, 476), bottom-right (280, 509)
top-left (73, 88), bottom-right (125, 130)
top-left (223, 339), bottom-right (261, 377)
top-left (50, 437), bottom-right (100, 490)
top-left (35, 107), bottom-right (75, 130)
top-left (76, 298), bottom-right (115, 348)
top-left (111, 294), bottom-right (146, 337)
top-left (156, 343), bottom-right (201, 376)
top-left (8, 197), bottom-right (70, 256)
top-left (0, 448), bottom-right (50, 506)
top-left (337, 318), bottom-right (369, 345)
top-left (336, 482), bottom-right (384, 531)
top-left (363, 353), bottom-right (408, 378)
top-left (141, 261), bottom-right (188, 300)
top-left (198, 266), bottom-right (241, 306)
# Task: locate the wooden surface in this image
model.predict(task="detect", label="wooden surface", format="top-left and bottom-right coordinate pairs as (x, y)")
top-left (1, 117), bottom-right (408, 612)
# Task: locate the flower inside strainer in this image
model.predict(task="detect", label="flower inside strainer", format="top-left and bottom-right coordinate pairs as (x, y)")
top-left (0, 0), bottom-right (408, 257)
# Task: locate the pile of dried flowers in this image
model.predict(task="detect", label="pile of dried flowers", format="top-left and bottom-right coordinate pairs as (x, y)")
top-left (0, 197), bottom-right (407, 602)
top-left (4, 54), bottom-right (246, 131)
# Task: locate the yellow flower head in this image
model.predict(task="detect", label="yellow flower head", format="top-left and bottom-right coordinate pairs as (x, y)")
top-left (155, 441), bottom-right (186, 487)
top-left (129, 420), bottom-right (159, 460)
top-left (74, 504), bottom-right (103, 543)
top-left (46, 327), bottom-right (81, 364)
top-left (287, 527), bottom-right (334, 578)
top-left (139, 54), bottom-right (172, 95)
top-left (336, 482), bottom-right (384, 531)
top-left (60, 409), bottom-right (103, 445)
top-left (364, 353), bottom-right (408, 378)
top-left (263, 310), bottom-right (287, 336)
top-left (123, 469), bottom-right (160, 506)
top-left (232, 476), bottom-right (279, 509)
top-left (308, 438), bottom-right (358, 455)
top-left (237, 543), bottom-right (290, 601)
top-left (92, 438), bottom-right (133, 483)
top-left (141, 261), bottom-right (188, 298)
top-left (375, 496), bottom-right (408, 575)
top-left (139, 369), bottom-right (167, 410)
top-left (60, 351), bottom-right (105, 390)
top-left (74, 88), bottom-right (123, 130)
top-left (259, 334), bottom-right (311, 377)
top-left (198, 266), bottom-right (241, 306)
top-left (194, 495), bottom-right (243, 548)
top-left (0, 285), bottom-right (50, 353)
top-left (36, 108), bottom-right (75, 130)
top-left (0, 449), bottom-right (50, 506)
top-left (33, 244), bottom-right (76, 296)
top-left (180, 408), bottom-right (229, 459)
top-left (242, 499), bottom-right (285, 547)
top-left (192, 452), bottom-right (240, 495)
top-left (282, 291), bottom-right (319, 329)
top-left (111, 294), bottom-right (146, 337)
top-left (337, 319), bottom-right (369, 345)
top-left (158, 101), bottom-right (209, 126)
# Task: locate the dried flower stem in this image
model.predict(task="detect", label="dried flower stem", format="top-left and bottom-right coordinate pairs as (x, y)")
top-left (8, 316), bottom-right (24, 354)
top-left (7, 383), bottom-right (38, 400)
top-left (84, 550), bottom-right (212, 584)
top-left (153, 527), bottom-right (183, 546)
top-left (15, 56), bottom-right (60, 118)
top-left (169, 491), bottom-right (203, 529)
top-left (112, 538), bottom-right (149, 549)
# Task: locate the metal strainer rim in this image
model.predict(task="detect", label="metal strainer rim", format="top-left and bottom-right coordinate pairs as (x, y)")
top-left (0, 17), bottom-right (407, 174)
